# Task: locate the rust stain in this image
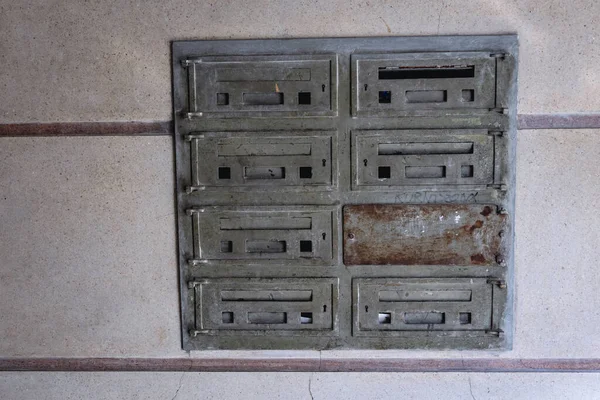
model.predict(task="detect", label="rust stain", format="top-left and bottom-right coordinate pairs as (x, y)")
top-left (343, 204), bottom-right (507, 266)
top-left (470, 254), bottom-right (486, 264)
top-left (468, 220), bottom-right (484, 233)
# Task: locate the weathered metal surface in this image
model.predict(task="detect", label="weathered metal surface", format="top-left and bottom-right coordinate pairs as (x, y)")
top-left (173, 36), bottom-right (518, 350)
top-left (193, 278), bottom-right (338, 333)
top-left (343, 204), bottom-right (507, 266)
top-left (185, 54), bottom-right (338, 118)
top-left (188, 132), bottom-right (334, 190)
top-left (353, 278), bottom-right (498, 336)
top-left (352, 129), bottom-right (495, 189)
top-left (188, 207), bottom-right (334, 265)
top-left (352, 52), bottom-right (496, 117)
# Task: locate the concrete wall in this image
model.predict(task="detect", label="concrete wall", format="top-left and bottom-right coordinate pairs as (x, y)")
top-left (1, 0), bottom-right (599, 398)
top-left (2, 372), bottom-right (600, 399)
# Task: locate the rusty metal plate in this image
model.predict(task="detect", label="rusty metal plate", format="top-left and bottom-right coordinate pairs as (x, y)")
top-left (343, 204), bottom-right (508, 266)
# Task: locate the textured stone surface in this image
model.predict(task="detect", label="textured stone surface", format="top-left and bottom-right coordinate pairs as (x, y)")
top-left (512, 129), bottom-right (600, 357)
top-left (1, 0), bottom-right (599, 123)
top-left (0, 136), bottom-right (180, 357)
top-left (1, 372), bottom-right (600, 399)
top-left (1, 0), bottom-right (599, 393)
top-left (1, 130), bottom-right (599, 358)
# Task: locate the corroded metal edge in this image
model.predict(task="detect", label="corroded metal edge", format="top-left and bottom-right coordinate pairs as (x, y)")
top-left (1, 358), bottom-right (600, 372)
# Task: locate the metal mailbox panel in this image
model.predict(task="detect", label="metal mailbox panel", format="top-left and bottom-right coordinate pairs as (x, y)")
top-left (190, 207), bottom-right (334, 263)
top-left (185, 55), bottom-right (338, 117)
top-left (174, 36), bottom-right (518, 350)
top-left (343, 204), bottom-right (508, 266)
top-left (353, 129), bottom-right (494, 189)
top-left (352, 52), bottom-right (496, 116)
top-left (193, 278), bottom-right (338, 333)
top-left (353, 278), bottom-right (494, 335)
top-left (189, 132), bottom-right (333, 190)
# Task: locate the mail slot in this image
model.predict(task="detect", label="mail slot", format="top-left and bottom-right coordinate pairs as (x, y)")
top-left (352, 52), bottom-right (497, 116)
top-left (353, 278), bottom-right (496, 336)
top-left (352, 129), bottom-right (495, 189)
top-left (188, 132), bottom-right (333, 190)
top-left (194, 278), bottom-right (338, 331)
top-left (189, 207), bottom-right (334, 264)
top-left (183, 54), bottom-right (338, 117)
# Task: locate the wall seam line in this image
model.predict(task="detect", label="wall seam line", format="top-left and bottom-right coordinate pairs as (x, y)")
top-left (1, 114), bottom-right (600, 137)
top-left (1, 358), bottom-right (600, 372)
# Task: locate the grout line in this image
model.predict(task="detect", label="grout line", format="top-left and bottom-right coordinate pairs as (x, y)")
top-left (0, 121), bottom-right (173, 137)
top-left (517, 113), bottom-right (600, 130)
top-left (1, 358), bottom-right (600, 372)
top-left (1, 114), bottom-right (600, 137)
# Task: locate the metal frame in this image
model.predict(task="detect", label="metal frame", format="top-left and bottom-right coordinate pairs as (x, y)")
top-left (172, 35), bottom-right (518, 350)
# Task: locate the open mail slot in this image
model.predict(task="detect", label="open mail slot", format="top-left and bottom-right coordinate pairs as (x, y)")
top-left (183, 54), bottom-right (338, 117)
top-left (353, 278), bottom-right (499, 336)
top-left (189, 207), bottom-right (334, 263)
top-left (188, 132), bottom-right (333, 190)
top-left (352, 129), bottom-right (495, 189)
top-left (194, 278), bottom-right (337, 332)
top-left (352, 52), bottom-right (497, 116)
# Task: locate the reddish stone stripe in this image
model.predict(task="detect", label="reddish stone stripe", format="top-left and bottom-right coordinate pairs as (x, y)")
top-left (0, 358), bottom-right (319, 372)
top-left (517, 113), bottom-right (600, 130)
top-left (319, 358), bottom-right (600, 372)
top-left (0, 121), bottom-right (172, 137)
top-left (1, 114), bottom-right (600, 137)
top-left (1, 358), bottom-right (599, 372)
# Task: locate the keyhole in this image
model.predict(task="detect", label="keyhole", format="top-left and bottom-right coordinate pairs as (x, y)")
top-left (322, 159), bottom-right (326, 167)
top-left (365, 306), bottom-right (369, 313)
top-left (322, 84), bottom-right (326, 92)
top-left (323, 305), bottom-right (327, 312)
top-left (364, 84), bottom-right (368, 91)
top-left (322, 232), bottom-right (326, 240)
top-left (363, 159), bottom-right (368, 166)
